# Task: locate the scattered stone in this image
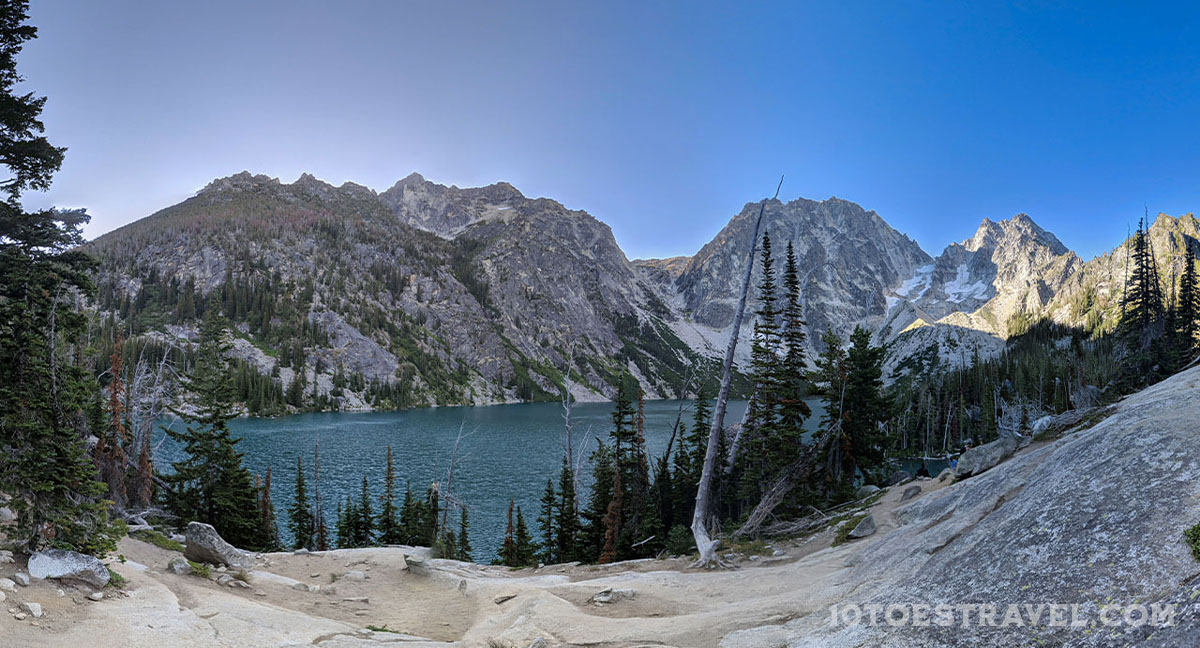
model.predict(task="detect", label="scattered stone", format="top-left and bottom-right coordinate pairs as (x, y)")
top-left (309, 572), bottom-right (320, 578)
top-left (255, 591), bottom-right (267, 597)
top-left (216, 574), bottom-right (234, 586)
top-left (847, 514), bottom-right (877, 539)
top-left (184, 521), bottom-right (253, 569)
top-left (217, 565), bottom-right (227, 573)
top-left (772, 549), bottom-right (786, 557)
top-left (292, 582), bottom-right (313, 592)
top-left (493, 593), bottom-right (517, 605)
top-left (342, 596), bottom-right (369, 604)
top-left (0, 591), bottom-right (5, 603)
top-left (938, 468), bottom-right (954, 482)
top-left (528, 639), bottom-right (549, 648)
top-left (887, 470), bottom-right (913, 486)
top-left (322, 585), bottom-right (338, 596)
top-left (357, 628), bottom-right (372, 636)
top-left (87, 591), bottom-right (104, 601)
top-left (169, 533), bottom-right (186, 544)
top-left (13, 572), bottom-right (30, 586)
top-left (748, 555), bottom-right (761, 562)
top-left (0, 549), bottom-right (13, 564)
top-left (342, 570), bottom-right (367, 581)
top-left (591, 587), bottom-right (636, 604)
top-left (0, 578), bottom-right (15, 591)
top-left (855, 485), bottom-right (881, 499)
top-left (167, 557), bottom-right (192, 575)
top-left (13, 612), bottom-right (26, 620)
top-left (900, 484), bottom-right (922, 503)
top-left (230, 579), bottom-right (250, 589)
top-left (0, 507), bottom-right (15, 523)
top-left (57, 588), bottom-right (65, 597)
top-left (404, 553), bottom-right (428, 574)
top-left (293, 548), bottom-right (310, 555)
top-left (19, 601), bottom-right (42, 618)
top-left (28, 548), bottom-right (112, 588)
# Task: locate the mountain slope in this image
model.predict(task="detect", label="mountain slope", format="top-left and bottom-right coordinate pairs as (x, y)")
top-left (88, 172), bottom-right (710, 411)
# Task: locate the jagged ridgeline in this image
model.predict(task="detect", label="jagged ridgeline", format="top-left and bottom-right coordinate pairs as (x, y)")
top-left (86, 172), bottom-right (724, 413)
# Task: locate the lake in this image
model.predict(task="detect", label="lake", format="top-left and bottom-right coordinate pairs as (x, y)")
top-left (155, 398), bottom-right (824, 561)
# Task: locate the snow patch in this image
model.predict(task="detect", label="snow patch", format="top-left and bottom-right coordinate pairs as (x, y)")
top-left (943, 264), bottom-right (991, 303)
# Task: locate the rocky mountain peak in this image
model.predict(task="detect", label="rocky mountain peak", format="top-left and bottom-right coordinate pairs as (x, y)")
top-left (965, 213), bottom-right (1067, 255)
top-left (198, 171), bottom-right (280, 195)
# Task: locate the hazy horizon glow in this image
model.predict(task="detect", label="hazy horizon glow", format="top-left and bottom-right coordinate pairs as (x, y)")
top-left (18, 1), bottom-right (1200, 261)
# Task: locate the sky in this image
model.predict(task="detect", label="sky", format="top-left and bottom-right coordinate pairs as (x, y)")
top-left (19, 1), bottom-right (1200, 261)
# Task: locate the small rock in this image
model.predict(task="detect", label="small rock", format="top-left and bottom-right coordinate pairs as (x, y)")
top-left (216, 574), bottom-right (234, 586)
top-left (217, 566), bottom-right (227, 573)
top-left (0, 507), bottom-right (15, 523)
top-left (309, 572), bottom-right (320, 578)
top-left (20, 601), bottom-right (42, 618)
top-left (748, 555), bottom-right (761, 562)
top-left (292, 582), bottom-right (313, 592)
top-left (0, 549), bottom-right (13, 564)
top-left (322, 585), bottom-right (338, 596)
top-left (57, 588), bottom-right (65, 597)
top-left (847, 514), bottom-right (877, 539)
top-left (167, 557), bottom-right (192, 575)
top-left (0, 578), bottom-right (13, 591)
top-left (13, 573), bottom-right (30, 586)
top-left (0, 591), bottom-right (5, 603)
top-left (887, 470), bottom-right (913, 486)
top-left (293, 548), bottom-right (310, 555)
top-left (938, 468), bottom-right (954, 482)
top-left (342, 570), bottom-right (367, 581)
top-left (772, 549), bottom-right (786, 557)
top-left (357, 628), bottom-right (372, 636)
top-left (528, 639), bottom-right (549, 648)
top-left (342, 596), bottom-right (369, 604)
top-left (87, 591), bottom-right (104, 601)
top-left (404, 553), bottom-right (428, 574)
top-left (899, 484), bottom-right (922, 502)
top-left (230, 579), bottom-right (250, 589)
top-left (255, 591), bottom-right (267, 597)
top-left (13, 612), bottom-right (26, 621)
top-left (493, 593), bottom-right (517, 605)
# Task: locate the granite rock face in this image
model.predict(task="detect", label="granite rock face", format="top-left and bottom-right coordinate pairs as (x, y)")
top-left (725, 366), bottom-right (1200, 647)
top-left (28, 549), bottom-right (110, 589)
top-left (184, 522), bottom-right (253, 569)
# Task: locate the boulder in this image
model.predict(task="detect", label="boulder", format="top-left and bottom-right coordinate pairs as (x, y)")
top-left (886, 470), bottom-right (912, 486)
top-left (13, 572), bottom-right (30, 586)
top-left (0, 549), bottom-right (12, 564)
top-left (855, 485), bottom-right (880, 499)
top-left (591, 587), bottom-right (637, 604)
top-left (937, 467), bottom-right (954, 482)
top-left (954, 434), bottom-right (1019, 478)
top-left (899, 484), bottom-right (922, 502)
top-left (216, 574), bottom-right (234, 586)
top-left (87, 591), bottom-right (104, 601)
top-left (404, 553), bottom-right (428, 574)
top-left (166, 557), bottom-right (192, 575)
top-left (19, 601), bottom-right (42, 618)
top-left (29, 549), bottom-right (111, 588)
top-left (0, 578), bottom-right (15, 591)
top-left (341, 570), bottom-right (367, 581)
top-left (847, 514), bottom-right (877, 539)
top-left (184, 522), bottom-right (253, 569)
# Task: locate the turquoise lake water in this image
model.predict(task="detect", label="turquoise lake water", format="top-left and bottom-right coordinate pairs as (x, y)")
top-left (157, 398), bottom-right (830, 561)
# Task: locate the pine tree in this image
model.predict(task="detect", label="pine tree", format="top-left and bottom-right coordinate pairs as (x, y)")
top-left (498, 499), bottom-right (517, 566)
top-left (1121, 216), bottom-right (1164, 344)
top-left (0, 1), bottom-right (118, 555)
top-left (163, 304), bottom-right (272, 550)
top-left (456, 507), bottom-right (473, 562)
top-left (740, 230), bottom-right (784, 500)
top-left (377, 446), bottom-right (402, 544)
top-left (777, 241), bottom-right (812, 452)
top-left (536, 478), bottom-right (558, 564)
top-left (513, 505), bottom-right (535, 566)
top-left (257, 467), bottom-right (282, 551)
top-left (97, 333), bottom-right (129, 508)
top-left (1177, 243), bottom-right (1199, 362)
top-left (287, 457), bottom-right (314, 550)
top-left (840, 326), bottom-right (888, 482)
top-left (555, 457), bottom-right (579, 563)
top-left (355, 475), bottom-right (374, 546)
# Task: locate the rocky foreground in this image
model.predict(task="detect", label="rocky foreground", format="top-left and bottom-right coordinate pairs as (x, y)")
top-left (3, 368), bottom-right (1200, 647)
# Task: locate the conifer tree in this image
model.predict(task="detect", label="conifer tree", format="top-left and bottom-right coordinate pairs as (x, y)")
top-left (740, 231), bottom-right (784, 500)
top-left (287, 457), bottom-right (314, 550)
top-left (257, 467), bottom-right (282, 551)
top-left (163, 304), bottom-right (272, 550)
top-left (498, 499), bottom-right (517, 566)
top-left (457, 507), bottom-right (473, 562)
top-left (0, 1), bottom-right (118, 554)
top-left (355, 475), bottom-right (374, 546)
top-left (840, 326), bottom-right (888, 481)
top-left (777, 241), bottom-right (812, 451)
top-left (1121, 216), bottom-right (1164, 343)
top-left (1176, 244), bottom-right (1199, 361)
top-left (513, 505), bottom-right (535, 566)
top-left (377, 446), bottom-right (402, 544)
top-left (97, 333), bottom-right (129, 508)
top-left (555, 457), bottom-right (579, 562)
top-left (536, 478), bottom-right (558, 564)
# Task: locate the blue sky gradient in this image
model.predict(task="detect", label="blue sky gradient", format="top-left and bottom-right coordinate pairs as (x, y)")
top-left (21, 1), bottom-right (1200, 260)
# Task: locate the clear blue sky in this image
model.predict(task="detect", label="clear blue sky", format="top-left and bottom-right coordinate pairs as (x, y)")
top-left (20, 1), bottom-right (1200, 261)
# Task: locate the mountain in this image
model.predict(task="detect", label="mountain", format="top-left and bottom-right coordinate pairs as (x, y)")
top-left (87, 169), bottom-right (1199, 411)
top-left (87, 172), bottom-right (713, 412)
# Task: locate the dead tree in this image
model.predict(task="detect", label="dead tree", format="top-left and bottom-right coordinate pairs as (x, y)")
top-left (735, 426), bottom-right (836, 538)
top-left (691, 176), bottom-right (783, 568)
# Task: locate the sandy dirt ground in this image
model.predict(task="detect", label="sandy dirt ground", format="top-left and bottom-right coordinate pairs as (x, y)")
top-left (0, 476), bottom-right (954, 648)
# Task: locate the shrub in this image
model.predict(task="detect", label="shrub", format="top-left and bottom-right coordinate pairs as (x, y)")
top-left (1185, 521), bottom-right (1200, 561)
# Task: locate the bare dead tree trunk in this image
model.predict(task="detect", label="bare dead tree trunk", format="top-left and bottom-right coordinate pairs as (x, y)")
top-left (735, 427), bottom-right (834, 538)
top-left (560, 342), bottom-right (583, 511)
top-left (691, 176), bottom-right (783, 569)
